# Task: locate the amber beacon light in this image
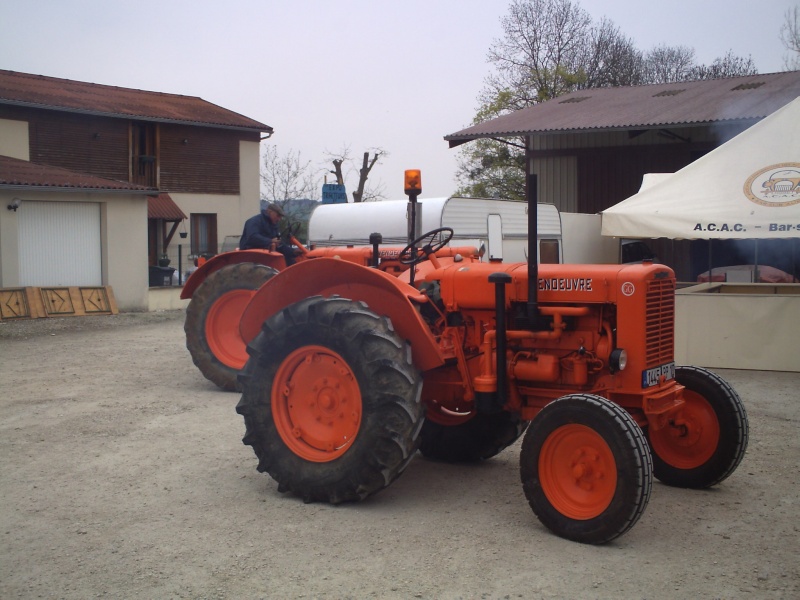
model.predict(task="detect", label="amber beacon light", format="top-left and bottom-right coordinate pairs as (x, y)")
top-left (404, 169), bottom-right (422, 197)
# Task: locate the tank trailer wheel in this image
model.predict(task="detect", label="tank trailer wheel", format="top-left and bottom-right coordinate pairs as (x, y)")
top-left (185, 263), bottom-right (277, 391)
top-left (399, 227), bottom-right (454, 266)
top-left (648, 366), bottom-right (749, 488)
top-left (236, 296), bottom-right (424, 504)
top-left (520, 394), bottom-right (653, 544)
top-left (420, 411), bottom-right (528, 462)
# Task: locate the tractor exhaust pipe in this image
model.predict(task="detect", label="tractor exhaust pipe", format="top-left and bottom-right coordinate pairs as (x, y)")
top-left (527, 173), bottom-right (539, 319)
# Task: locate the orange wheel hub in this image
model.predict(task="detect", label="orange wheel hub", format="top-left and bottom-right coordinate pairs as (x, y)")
top-left (649, 390), bottom-right (720, 469)
top-left (205, 289), bottom-right (255, 369)
top-left (539, 424), bottom-right (617, 520)
top-left (272, 346), bottom-right (362, 462)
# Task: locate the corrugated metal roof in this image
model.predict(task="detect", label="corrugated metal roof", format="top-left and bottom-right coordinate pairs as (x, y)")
top-left (0, 155), bottom-right (155, 192)
top-left (0, 69), bottom-right (272, 133)
top-left (445, 71), bottom-right (800, 145)
top-left (147, 193), bottom-right (186, 221)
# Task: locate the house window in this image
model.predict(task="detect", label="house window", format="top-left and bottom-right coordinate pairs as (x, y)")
top-left (131, 122), bottom-right (158, 186)
top-left (191, 213), bottom-right (218, 256)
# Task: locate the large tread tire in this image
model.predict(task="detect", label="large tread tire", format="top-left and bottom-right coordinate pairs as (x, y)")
top-left (419, 412), bottom-right (528, 462)
top-left (236, 296), bottom-right (424, 504)
top-left (185, 262), bottom-right (277, 392)
top-left (648, 366), bottom-right (749, 488)
top-left (520, 394), bottom-right (653, 544)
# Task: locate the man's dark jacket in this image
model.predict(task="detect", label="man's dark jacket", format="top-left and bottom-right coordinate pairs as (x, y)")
top-left (240, 211), bottom-right (279, 250)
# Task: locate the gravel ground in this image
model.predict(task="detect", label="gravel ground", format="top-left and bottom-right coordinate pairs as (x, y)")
top-left (0, 310), bottom-right (798, 599)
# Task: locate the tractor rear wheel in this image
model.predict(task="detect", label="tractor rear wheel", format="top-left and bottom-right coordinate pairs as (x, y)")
top-left (185, 263), bottom-right (277, 391)
top-left (648, 366), bottom-right (748, 488)
top-left (419, 411), bottom-right (528, 462)
top-left (236, 296), bottom-right (424, 504)
top-left (520, 394), bottom-right (652, 544)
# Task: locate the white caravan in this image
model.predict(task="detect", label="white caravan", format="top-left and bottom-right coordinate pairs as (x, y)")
top-left (308, 197), bottom-right (563, 264)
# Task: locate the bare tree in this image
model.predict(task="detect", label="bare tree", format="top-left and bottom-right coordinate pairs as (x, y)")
top-left (326, 146), bottom-right (387, 202)
top-left (461, 0), bottom-right (642, 199)
top-left (582, 18), bottom-right (644, 88)
top-left (689, 50), bottom-right (758, 80)
top-left (641, 45), bottom-right (697, 83)
top-left (261, 145), bottom-right (320, 203)
top-left (456, 0), bottom-right (762, 200)
top-left (483, 0), bottom-right (592, 110)
top-left (780, 6), bottom-right (800, 70)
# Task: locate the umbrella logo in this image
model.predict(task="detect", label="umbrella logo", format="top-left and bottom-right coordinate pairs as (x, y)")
top-left (744, 163), bottom-right (800, 207)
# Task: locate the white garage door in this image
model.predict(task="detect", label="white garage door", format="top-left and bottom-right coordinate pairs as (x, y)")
top-left (18, 201), bottom-right (102, 286)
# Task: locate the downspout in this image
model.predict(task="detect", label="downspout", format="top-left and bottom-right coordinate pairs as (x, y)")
top-left (527, 168), bottom-right (539, 320)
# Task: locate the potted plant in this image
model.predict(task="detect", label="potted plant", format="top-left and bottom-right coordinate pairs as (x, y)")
top-left (158, 254), bottom-right (171, 267)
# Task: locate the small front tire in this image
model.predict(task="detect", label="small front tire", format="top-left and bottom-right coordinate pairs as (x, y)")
top-left (648, 366), bottom-right (748, 488)
top-left (520, 394), bottom-right (653, 544)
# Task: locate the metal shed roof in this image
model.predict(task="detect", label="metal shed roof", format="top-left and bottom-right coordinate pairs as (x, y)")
top-left (445, 71), bottom-right (800, 146)
top-left (0, 69), bottom-right (272, 133)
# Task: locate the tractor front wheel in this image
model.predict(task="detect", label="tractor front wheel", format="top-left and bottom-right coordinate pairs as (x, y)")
top-left (520, 394), bottom-right (653, 544)
top-left (648, 366), bottom-right (748, 488)
top-left (185, 263), bottom-right (277, 391)
top-left (236, 296), bottom-right (424, 504)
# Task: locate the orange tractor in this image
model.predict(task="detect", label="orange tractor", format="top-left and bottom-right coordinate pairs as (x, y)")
top-left (185, 171), bottom-right (748, 543)
top-left (181, 225), bottom-right (474, 391)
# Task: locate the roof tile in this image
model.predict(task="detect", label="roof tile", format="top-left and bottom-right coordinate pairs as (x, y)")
top-left (0, 69), bottom-right (272, 133)
top-left (0, 155), bottom-right (155, 192)
top-left (148, 193), bottom-right (187, 221)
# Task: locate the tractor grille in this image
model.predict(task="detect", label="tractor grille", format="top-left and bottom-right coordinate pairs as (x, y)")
top-left (644, 277), bottom-right (675, 367)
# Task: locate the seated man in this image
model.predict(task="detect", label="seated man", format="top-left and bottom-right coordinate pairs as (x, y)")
top-left (239, 202), bottom-right (296, 266)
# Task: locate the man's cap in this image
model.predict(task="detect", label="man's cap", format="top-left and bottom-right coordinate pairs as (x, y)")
top-left (265, 202), bottom-right (285, 216)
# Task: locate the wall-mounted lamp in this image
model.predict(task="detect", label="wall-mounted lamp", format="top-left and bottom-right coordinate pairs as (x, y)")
top-left (7, 198), bottom-right (21, 211)
top-left (182, 138), bottom-right (189, 145)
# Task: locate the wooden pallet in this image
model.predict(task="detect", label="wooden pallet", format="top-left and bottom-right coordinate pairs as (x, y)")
top-left (0, 286), bottom-right (118, 320)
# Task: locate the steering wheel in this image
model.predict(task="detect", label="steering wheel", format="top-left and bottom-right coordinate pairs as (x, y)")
top-left (399, 227), bottom-right (454, 265)
top-left (281, 221), bottom-right (301, 243)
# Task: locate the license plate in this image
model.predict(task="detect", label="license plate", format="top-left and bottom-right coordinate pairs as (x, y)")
top-left (642, 362), bottom-right (676, 388)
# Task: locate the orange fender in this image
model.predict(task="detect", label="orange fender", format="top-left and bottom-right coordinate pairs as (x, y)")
top-left (180, 250), bottom-right (287, 299)
top-left (238, 258), bottom-right (446, 372)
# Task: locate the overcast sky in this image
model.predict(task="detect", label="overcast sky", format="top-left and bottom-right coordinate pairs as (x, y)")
top-left (1, 0), bottom-right (796, 201)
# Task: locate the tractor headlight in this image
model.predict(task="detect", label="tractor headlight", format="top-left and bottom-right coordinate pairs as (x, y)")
top-left (609, 348), bottom-right (628, 373)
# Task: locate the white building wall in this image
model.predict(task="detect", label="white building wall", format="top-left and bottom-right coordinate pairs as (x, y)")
top-left (104, 195), bottom-right (149, 311)
top-left (239, 139), bottom-right (262, 224)
top-left (169, 192), bottom-right (244, 250)
top-left (0, 118), bottom-right (29, 160)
